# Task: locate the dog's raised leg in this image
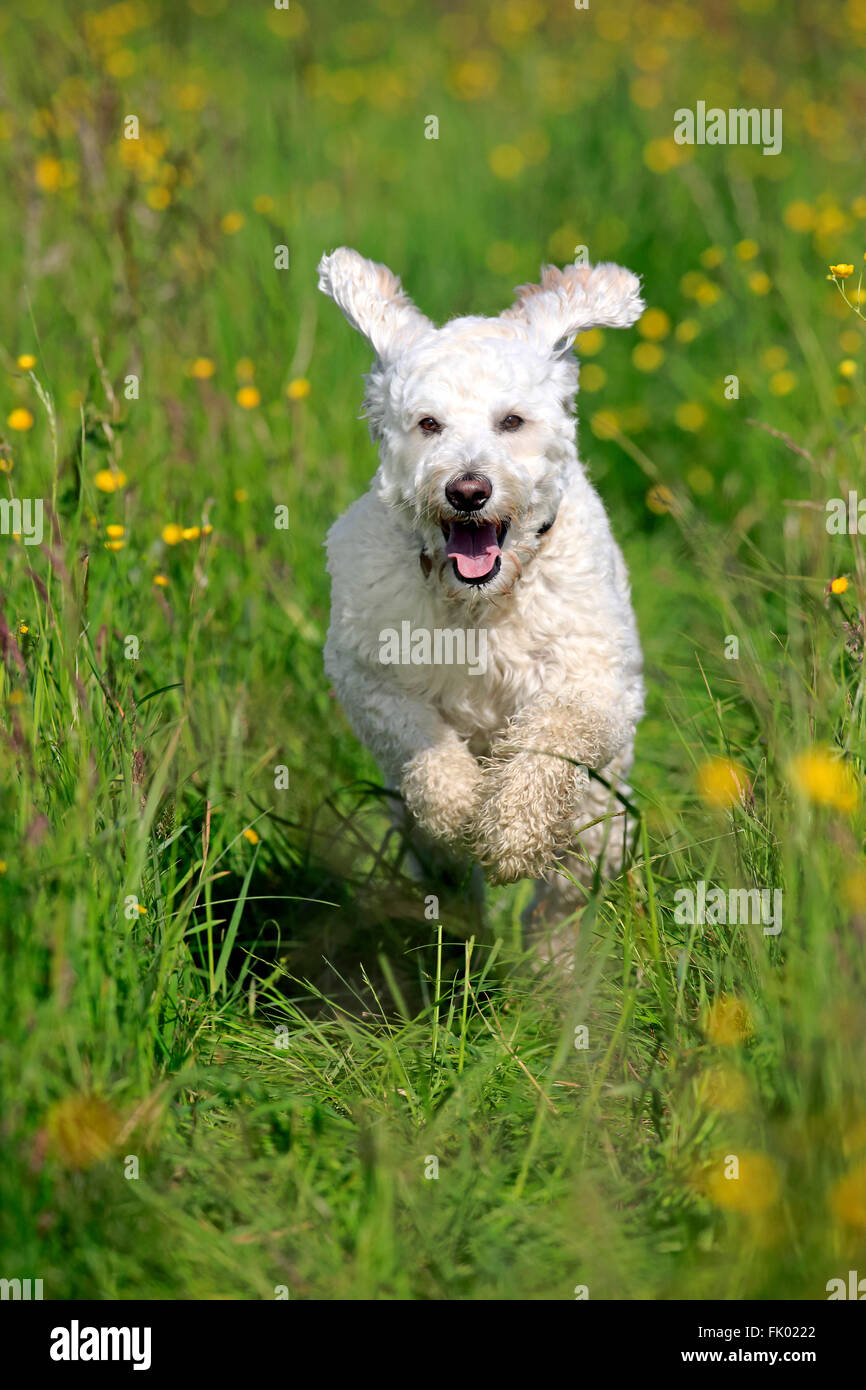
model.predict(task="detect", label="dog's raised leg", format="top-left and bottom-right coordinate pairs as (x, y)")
top-left (472, 688), bottom-right (634, 886)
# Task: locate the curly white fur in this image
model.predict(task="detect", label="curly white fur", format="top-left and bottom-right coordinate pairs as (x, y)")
top-left (318, 247), bottom-right (646, 940)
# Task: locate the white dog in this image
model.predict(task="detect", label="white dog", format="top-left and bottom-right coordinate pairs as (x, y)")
top-left (318, 247), bottom-right (645, 957)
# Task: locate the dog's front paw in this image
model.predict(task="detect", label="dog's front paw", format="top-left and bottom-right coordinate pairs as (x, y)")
top-left (472, 751), bottom-right (590, 884)
top-left (401, 746), bottom-right (483, 844)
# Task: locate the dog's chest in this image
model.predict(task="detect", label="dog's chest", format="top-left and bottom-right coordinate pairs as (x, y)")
top-left (422, 610), bottom-right (553, 751)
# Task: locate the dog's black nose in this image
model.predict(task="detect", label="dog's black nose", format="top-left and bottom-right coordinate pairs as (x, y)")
top-left (445, 473), bottom-right (492, 512)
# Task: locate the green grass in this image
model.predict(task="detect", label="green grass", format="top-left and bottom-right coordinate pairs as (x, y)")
top-left (1, 0), bottom-right (866, 1300)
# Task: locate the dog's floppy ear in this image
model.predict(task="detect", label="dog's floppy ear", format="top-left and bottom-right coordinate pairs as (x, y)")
top-left (502, 260), bottom-right (644, 357)
top-left (317, 247), bottom-right (433, 360)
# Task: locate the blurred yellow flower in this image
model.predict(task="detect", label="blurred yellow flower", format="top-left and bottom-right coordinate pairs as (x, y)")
top-left (762, 346), bottom-right (788, 370)
top-left (748, 271), bottom-right (772, 296)
top-left (182, 526), bottom-right (200, 541)
top-left (46, 1094), bottom-right (121, 1169)
top-left (769, 370), bottom-right (797, 396)
top-left (645, 483), bottom-right (674, 515)
top-left (830, 1165), bottom-right (866, 1228)
top-left (705, 1151), bottom-right (779, 1213)
top-left (575, 328), bottom-right (604, 356)
top-left (174, 82), bottom-right (206, 111)
top-left (287, 377), bottom-right (311, 400)
top-left (830, 576), bottom-right (849, 594)
top-left (590, 409), bottom-right (619, 440)
top-left (643, 137), bottom-right (689, 173)
top-left (698, 1064), bottom-right (749, 1112)
top-left (675, 318), bottom-right (700, 343)
top-left (687, 466), bottom-right (714, 495)
top-left (162, 524), bottom-right (184, 545)
top-left (705, 995), bottom-right (754, 1046)
top-left (839, 330), bottom-right (862, 353)
top-left (106, 48), bottom-right (136, 78)
top-left (789, 748), bottom-right (859, 812)
top-left (35, 155), bottom-right (62, 192)
top-left (697, 757), bottom-right (750, 809)
top-left (153, 573), bottom-right (169, 587)
top-left (843, 869), bottom-right (866, 912)
top-left (633, 342), bottom-right (665, 372)
top-left (736, 239), bottom-right (759, 261)
top-left (146, 186), bottom-right (171, 211)
top-left (104, 540), bottom-right (125, 551)
top-left (236, 358), bottom-right (255, 381)
top-left (675, 401), bottom-right (706, 431)
top-left (488, 144), bottom-right (524, 179)
top-left (450, 55), bottom-right (500, 102)
top-left (188, 357), bottom-right (215, 380)
top-left (221, 211), bottom-right (245, 234)
top-left (694, 281), bottom-right (722, 307)
top-left (94, 469), bottom-right (126, 493)
top-left (638, 307), bottom-right (671, 341)
top-left (254, 194), bottom-right (274, 214)
top-left (830, 263), bottom-right (854, 278)
top-left (16, 353), bottom-right (36, 370)
top-left (783, 200), bottom-right (815, 232)
top-left (236, 386), bottom-right (260, 409)
top-left (630, 75), bottom-right (662, 109)
top-left (234, 489), bottom-right (249, 503)
top-left (839, 359), bottom-right (857, 377)
top-left (580, 364), bottom-right (606, 392)
top-left (7, 408), bottom-right (34, 432)
top-left (105, 524), bottom-right (125, 539)
top-left (18, 622), bottom-right (29, 635)
top-left (242, 827), bottom-right (260, 844)
top-left (486, 241), bottom-right (518, 275)
top-left (700, 246), bottom-right (726, 269)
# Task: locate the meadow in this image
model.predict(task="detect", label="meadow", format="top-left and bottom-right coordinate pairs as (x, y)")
top-left (1, 0), bottom-right (865, 1300)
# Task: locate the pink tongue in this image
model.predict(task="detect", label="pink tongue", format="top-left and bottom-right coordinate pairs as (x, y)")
top-left (446, 520), bottom-right (500, 579)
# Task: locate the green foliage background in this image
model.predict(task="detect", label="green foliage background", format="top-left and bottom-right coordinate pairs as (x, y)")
top-left (1, 0), bottom-right (865, 1299)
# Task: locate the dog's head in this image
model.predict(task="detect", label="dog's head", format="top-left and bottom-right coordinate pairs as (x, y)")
top-left (318, 248), bottom-right (644, 602)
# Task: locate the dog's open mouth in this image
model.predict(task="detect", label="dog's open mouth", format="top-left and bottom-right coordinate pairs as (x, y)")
top-left (443, 518), bottom-right (509, 585)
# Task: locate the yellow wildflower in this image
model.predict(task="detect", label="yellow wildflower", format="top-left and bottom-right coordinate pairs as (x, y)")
top-left (697, 757), bottom-right (750, 808)
top-left (705, 995), bottom-right (754, 1046)
top-left (94, 469), bottom-right (127, 493)
top-left (789, 749), bottom-right (859, 811)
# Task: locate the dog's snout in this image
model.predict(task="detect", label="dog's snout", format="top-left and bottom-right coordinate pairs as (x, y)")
top-left (445, 473), bottom-right (493, 513)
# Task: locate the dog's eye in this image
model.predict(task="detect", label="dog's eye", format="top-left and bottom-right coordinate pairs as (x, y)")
top-left (500, 414), bottom-right (524, 431)
top-left (418, 417), bottom-right (442, 434)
